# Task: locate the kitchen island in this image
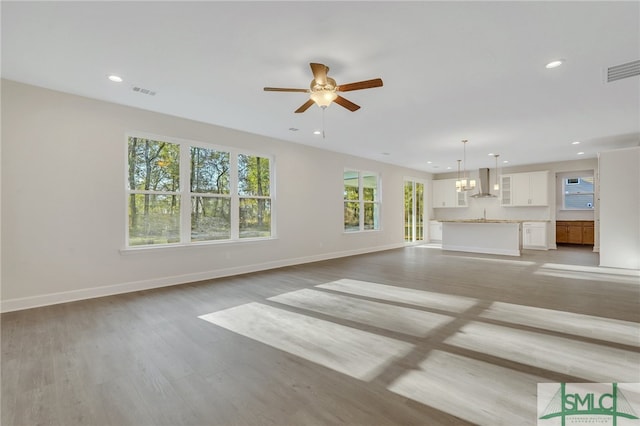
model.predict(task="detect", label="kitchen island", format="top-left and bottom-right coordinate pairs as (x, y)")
top-left (441, 220), bottom-right (522, 256)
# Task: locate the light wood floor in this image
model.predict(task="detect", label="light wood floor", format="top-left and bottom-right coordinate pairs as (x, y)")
top-left (2, 245), bottom-right (639, 426)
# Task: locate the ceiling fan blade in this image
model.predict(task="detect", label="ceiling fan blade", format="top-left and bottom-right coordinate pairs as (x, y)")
top-left (310, 63), bottom-right (328, 85)
top-left (294, 99), bottom-right (315, 113)
top-left (336, 78), bottom-right (383, 92)
top-left (264, 87), bottom-right (309, 93)
top-left (334, 95), bottom-right (360, 112)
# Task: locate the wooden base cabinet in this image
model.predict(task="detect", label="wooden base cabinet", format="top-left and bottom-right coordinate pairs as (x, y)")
top-left (582, 223), bottom-right (594, 245)
top-left (556, 221), bottom-right (594, 245)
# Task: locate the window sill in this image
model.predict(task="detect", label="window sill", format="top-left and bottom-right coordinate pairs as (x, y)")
top-left (342, 229), bottom-right (382, 235)
top-left (120, 236), bottom-right (278, 255)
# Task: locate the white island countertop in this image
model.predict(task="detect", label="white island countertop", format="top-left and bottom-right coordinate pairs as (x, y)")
top-left (441, 221), bottom-right (522, 256)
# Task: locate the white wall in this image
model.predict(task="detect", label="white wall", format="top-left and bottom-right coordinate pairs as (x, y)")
top-left (0, 80), bottom-right (430, 312)
top-left (599, 147), bottom-right (640, 269)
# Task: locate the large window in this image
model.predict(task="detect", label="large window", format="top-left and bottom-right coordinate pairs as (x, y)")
top-left (563, 176), bottom-right (594, 210)
top-left (344, 170), bottom-right (380, 232)
top-left (127, 136), bottom-right (273, 247)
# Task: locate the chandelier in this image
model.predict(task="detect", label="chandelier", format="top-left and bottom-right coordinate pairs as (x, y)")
top-left (456, 139), bottom-right (476, 192)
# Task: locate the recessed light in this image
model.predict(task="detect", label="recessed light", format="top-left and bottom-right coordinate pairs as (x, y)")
top-left (313, 130), bottom-right (322, 135)
top-left (572, 141), bottom-right (581, 145)
top-left (487, 153), bottom-right (494, 156)
top-left (108, 74), bottom-right (123, 83)
top-left (545, 59), bottom-right (564, 69)
top-left (577, 152), bottom-right (585, 155)
top-left (446, 167), bottom-right (452, 170)
top-left (427, 161), bottom-right (432, 164)
top-left (503, 160), bottom-right (509, 164)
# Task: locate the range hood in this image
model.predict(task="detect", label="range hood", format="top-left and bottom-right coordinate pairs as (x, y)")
top-left (470, 168), bottom-right (498, 198)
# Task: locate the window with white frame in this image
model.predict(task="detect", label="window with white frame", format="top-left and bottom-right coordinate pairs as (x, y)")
top-left (563, 176), bottom-right (594, 210)
top-left (127, 135), bottom-right (273, 247)
top-left (344, 170), bottom-right (380, 232)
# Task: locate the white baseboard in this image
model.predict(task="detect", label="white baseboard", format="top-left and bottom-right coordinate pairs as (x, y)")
top-left (1, 243), bottom-right (404, 313)
top-left (441, 244), bottom-right (521, 257)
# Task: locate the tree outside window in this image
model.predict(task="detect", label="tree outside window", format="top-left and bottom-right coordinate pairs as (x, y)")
top-left (128, 138), bottom-right (180, 245)
top-left (190, 147), bottom-right (231, 241)
top-left (238, 154), bottom-right (271, 238)
top-left (344, 170), bottom-right (380, 232)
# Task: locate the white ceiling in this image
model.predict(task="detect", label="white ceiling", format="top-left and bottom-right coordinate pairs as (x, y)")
top-left (2, 1), bottom-right (639, 172)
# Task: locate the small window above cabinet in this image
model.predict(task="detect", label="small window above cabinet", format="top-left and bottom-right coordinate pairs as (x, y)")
top-left (432, 178), bottom-right (468, 208)
top-left (500, 171), bottom-right (548, 207)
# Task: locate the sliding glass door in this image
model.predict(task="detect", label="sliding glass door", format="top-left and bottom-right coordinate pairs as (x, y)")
top-left (404, 180), bottom-right (425, 243)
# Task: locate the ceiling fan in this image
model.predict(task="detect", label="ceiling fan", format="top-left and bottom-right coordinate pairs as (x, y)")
top-left (264, 63), bottom-right (383, 113)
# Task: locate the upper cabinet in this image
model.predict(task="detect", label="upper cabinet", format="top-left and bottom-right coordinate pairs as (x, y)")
top-left (500, 171), bottom-right (548, 206)
top-left (432, 178), bottom-right (468, 208)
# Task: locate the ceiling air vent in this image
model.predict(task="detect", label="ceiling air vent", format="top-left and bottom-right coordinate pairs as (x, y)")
top-left (132, 86), bottom-right (157, 96)
top-left (606, 60), bottom-right (640, 83)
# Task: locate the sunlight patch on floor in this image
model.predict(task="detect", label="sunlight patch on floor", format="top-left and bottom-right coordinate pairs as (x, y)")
top-left (388, 350), bottom-right (544, 426)
top-left (445, 322), bottom-right (640, 383)
top-left (542, 263), bottom-right (640, 276)
top-left (317, 278), bottom-right (478, 313)
top-left (480, 302), bottom-right (640, 347)
top-left (414, 242), bottom-right (442, 249)
top-left (199, 277), bottom-right (639, 419)
top-left (535, 263), bottom-right (640, 284)
top-left (268, 288), bottom-right (455, 337)
top-left (199, 302), bottom-right (414, 381)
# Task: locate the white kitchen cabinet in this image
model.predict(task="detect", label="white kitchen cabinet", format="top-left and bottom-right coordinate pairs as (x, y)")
top-left (501, 171), bottom-right (548, 206)
top-left (522, 222), bottom-right (548, 249)
top-left (429, 220), bottom-right (442, 241)
top-left (432, 179), bottom-right (467, 208)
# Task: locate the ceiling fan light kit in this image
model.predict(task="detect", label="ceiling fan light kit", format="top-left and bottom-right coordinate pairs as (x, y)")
top-left (264, 62), bottom-right (383, 113)
top-left (309, 89), bottom-right (338, 107)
